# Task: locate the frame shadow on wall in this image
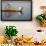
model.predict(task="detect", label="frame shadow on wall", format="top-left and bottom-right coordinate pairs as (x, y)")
top-left (1, 0), bottom-right (32, 21)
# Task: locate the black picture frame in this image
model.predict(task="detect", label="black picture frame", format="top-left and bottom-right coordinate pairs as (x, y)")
top-left (1, 0), bottom-right (32, 21)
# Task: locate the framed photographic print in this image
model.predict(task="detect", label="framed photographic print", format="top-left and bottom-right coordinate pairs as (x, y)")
top-left (1, 0), bottom-right (32, 21)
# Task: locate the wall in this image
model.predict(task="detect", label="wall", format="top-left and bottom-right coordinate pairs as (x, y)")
top-left (0, 0), bottom-right (46, 41)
